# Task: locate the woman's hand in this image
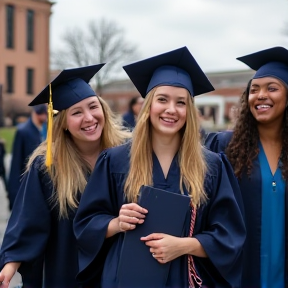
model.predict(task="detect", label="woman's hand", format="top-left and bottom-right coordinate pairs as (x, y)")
top-left (118, 203), bottom-right (148, 232)
top-left (141, 233), bottom-right (207, 264)
top-left (141, 233), bottom-right (183, 264)
top-left (106, 203), bottom-right (148, 238)
top-left (0, 262), bottom-right (21, 288)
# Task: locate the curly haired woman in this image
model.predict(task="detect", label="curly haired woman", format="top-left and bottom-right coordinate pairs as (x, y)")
top-left (205, 46), bottom-right (288, 288)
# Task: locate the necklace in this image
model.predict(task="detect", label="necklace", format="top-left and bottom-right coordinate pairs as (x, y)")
top-left (272, 180), bottom-right (276, 192)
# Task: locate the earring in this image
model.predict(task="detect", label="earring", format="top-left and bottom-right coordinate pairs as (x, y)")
top-left (65, 128), bottom-right (68, 131)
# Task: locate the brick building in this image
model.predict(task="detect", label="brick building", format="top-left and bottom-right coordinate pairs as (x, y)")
top-left (0, 0), bottom-right (255, 129)
top-left (0, 0), bottom-right (53, 125)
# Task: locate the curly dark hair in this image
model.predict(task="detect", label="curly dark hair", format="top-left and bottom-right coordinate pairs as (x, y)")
top-left (226, 79), bottom-right (288, 180)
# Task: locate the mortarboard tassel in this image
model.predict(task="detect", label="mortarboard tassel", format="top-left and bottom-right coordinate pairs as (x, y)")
top-left (188, 204), bottom-right (202, 288)
top-left (45, 83), bottom-right (53, 168)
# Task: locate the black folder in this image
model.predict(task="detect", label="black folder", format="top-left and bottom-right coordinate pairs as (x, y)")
top-left (117, 185), bottom-right (191, 288)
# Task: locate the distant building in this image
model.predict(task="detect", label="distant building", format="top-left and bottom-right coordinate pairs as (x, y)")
top-left (195, 69), bottom-right (255, 128)
top-left (0, 0), bottom-right (53, 125)
top-left (0, 0), bottom-right (254, 129)
top-left (100, 79), bottom-right (140, 114)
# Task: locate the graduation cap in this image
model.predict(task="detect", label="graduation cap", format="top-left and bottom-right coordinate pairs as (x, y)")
top-left (237, 46), bottom-right (288, 86)
top-left (29, 64), bottom-right (105, 168)
top-left (33, 104), bottom-right (47, 115)
top-left (29, 64), bottom-right (105, 111)
top-left (123, 46), bottom-right (214, 97)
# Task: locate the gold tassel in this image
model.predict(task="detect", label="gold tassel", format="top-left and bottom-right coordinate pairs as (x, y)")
top-left (45, 83), bottom-right (53, 168)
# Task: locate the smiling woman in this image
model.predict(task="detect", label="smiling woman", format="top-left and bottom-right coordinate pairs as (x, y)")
top-left (149, 86), bottom-right (188, 138)
top-left (66, 97), bottom-right (105, 151)
top-left (0, 64), bottom-right (131, 288)
top-left (74, 46), bottom-right (245, 288)
top-left (205, 46), bottom-right (288, 288)
top-left (248, 77), bottom-right (287, 126)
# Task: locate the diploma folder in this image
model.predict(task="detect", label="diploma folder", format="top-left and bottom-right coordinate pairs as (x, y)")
top-left (117, 185), bottom-right (191, 288)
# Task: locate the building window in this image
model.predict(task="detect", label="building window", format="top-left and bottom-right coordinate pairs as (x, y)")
top-left (6, 5), bottom-right (14, 48)
top-left (27, 68), bottom-right (34, 94)
top-left (6, 66), bottom-right (14, 93)
top-left (27, 10), bottom-right (34, 51)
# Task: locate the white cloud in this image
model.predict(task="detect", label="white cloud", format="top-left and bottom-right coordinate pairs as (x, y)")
top-left (50, 0), bottom-right (288, 76)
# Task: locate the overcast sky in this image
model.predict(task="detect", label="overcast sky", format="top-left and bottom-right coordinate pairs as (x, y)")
top-left (50, 0), bottom-right (288, 78)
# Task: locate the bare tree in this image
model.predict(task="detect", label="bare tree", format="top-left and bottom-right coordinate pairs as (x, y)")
top-left (51, 18), bottom-right (139, 92)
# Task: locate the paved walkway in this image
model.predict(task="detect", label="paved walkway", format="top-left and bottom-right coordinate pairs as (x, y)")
top-left (0, 154), bottom-right (11, 246)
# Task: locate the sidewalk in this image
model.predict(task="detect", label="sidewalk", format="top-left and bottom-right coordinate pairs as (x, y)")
top-left (0, 179), bottom-right (10, 246)
top-left (0, 154), bottom-right (11, 245)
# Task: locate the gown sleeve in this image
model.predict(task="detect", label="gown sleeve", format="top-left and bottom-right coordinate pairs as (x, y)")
top-left (194, 151), bottom-right (246, 287)
top-left (0, 157), bottom-right (51, 275)
top-left (219, 152), bottom-right (245, 218)
top-left (204, 131), bottom-right (245, 214)
top-left (204, 131), bottom-right (233, 154)
top-left (73, 150), bottom-right (121, 284)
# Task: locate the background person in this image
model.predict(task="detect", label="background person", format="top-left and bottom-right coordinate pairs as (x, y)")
top-left (7, 104), bottom-right (47, 210)
top-left (122, 95), bottom-right (144, 129)
top-left (197, 109), bottom-right (207, 143)
top-left (226, 104), bottom-right (239, 131)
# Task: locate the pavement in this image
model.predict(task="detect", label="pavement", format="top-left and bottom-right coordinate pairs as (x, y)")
top-left (0, 154), bottom-right (11, 246)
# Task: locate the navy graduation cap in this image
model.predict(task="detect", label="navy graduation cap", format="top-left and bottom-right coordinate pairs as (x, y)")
top-left (237, 46), bottom-right (288, 86)
top-left (33, 104), bottom-right (47, 115)
top-left (123, 46), bottom-right (214, 98)
top-left (29, 64), bottom-right (105, 111)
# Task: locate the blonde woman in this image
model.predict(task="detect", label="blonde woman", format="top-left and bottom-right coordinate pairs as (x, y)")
top-left (0, 64), bottom-right (131, 288)
top-left (74, 48), bottom-right (245, 288)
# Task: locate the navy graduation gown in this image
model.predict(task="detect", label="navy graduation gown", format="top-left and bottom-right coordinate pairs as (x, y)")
top-left (0, 156), bottom-right (87, 288)
top-left (204, 132), bottom-right (288, 288)
top-left (122, 110), bottom-right (136, 130)
top-left (0, 141), bottom-right (7, 192)
top-left (74, 142), bottom-right (245, 288)
top-left (204, 131), bottom-right (233, 154)
top-left (8, 117), bottom-right (42, 209)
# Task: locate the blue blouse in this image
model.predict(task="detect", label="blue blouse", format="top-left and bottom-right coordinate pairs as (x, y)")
top-left (259, 143), bottom-right (285, 288)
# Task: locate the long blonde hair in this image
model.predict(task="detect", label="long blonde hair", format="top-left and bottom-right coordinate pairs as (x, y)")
top-left (124, 88), bottom-right (207, 207)
top-left (27, 96), bottom-right (131, 218)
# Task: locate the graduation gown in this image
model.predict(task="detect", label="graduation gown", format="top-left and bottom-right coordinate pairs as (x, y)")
top-left (122, 110), bottom-right (136, 130)
top-left (0, 156), bottom-right (87, 288)
top-left (204, 131), bottom-right (288, 288)
top-left (0, 141), bottom-right (7, 192)
top-left (73, 142), bottom-right (246, 288)
top-left (8, 117), bottom-right (42, 209)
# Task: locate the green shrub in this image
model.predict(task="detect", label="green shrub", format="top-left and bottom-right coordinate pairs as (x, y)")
top-left (0, 127), bottom-right (17, 153)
